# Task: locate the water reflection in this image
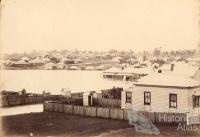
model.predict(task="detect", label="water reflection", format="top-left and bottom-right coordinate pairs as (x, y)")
top-left (0, 104), bottom-right (43, 116)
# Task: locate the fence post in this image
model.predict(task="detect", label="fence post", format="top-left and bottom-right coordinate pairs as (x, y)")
top-left (83, 106), bottom-right (86, 116)
top-left (108, 108), bottom-right (110, 119)
top-left (106, 99), bottom-right (108, 107)
top-left (43, 101), bottom-right (45, 111)
top-left (123, 109), bottom-right (124, 120)
top-left (53, 103), bottom-right (54, 112)
top-left (96, 107), bottom-right (97, 118)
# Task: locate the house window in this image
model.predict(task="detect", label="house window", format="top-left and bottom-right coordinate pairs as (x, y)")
top-left (193, 96), bottom-right (200, 108)
top-left (144, 92), bottom-right (151, 105)
top-left (126, 92), bottom-right (132, 103)
top-left (169, 94), bottom-right (177, 108)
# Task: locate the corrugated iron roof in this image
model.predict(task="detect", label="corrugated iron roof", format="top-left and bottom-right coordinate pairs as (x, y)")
top-left (134, 73), bottom-right (200, 88)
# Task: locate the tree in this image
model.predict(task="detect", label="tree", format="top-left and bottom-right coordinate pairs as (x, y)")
top-left (153, 48), bottom-right (161, 58)
top-left (143, 51), bottom-right (147, 61)
top-left (109, 49), bottom-right (117, 54)
top-left (129, 49), bottom-right (134, 57)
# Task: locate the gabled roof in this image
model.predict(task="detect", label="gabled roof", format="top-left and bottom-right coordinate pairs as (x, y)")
top-left (15, 60), bottom-right (29, 64)
top-left (21, 57), bottom-right (30, 61)
top-left (83, 91), bottom-right (95, 96)
top-left (29, 58), bottom-right (45, 63)
top-left (133, 73), bottom-right (200, 88)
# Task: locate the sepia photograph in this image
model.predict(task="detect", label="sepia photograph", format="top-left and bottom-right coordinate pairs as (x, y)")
top-left (0, 0), bottom-right (200, 137)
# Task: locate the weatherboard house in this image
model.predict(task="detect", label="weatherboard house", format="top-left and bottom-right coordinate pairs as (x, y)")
top-left (121, 73), bottom-right (200, 113)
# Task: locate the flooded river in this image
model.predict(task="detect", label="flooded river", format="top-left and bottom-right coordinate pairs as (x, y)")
top-left (0, 104), bottom-right (43, 116)
top-left (0, 70), bottom-right (132, 116)
top-left (0, 70), bottom-right (131, 94)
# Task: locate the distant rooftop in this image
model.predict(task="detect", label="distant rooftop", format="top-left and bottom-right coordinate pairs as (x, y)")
top-left (104, 67), bottom-right (153, 75)
top-left (160, 62), bottom-right (199, 77)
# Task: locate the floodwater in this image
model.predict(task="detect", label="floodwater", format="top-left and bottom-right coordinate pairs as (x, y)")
top-left (0, 104), bottom-right (43, 116)
top-left (0, 70), bottom-right (131, 94)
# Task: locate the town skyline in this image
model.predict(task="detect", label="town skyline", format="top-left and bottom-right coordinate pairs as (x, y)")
top-left (2, 46), bottom-right (200, 55)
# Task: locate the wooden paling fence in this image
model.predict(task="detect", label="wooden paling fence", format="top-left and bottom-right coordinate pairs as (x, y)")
top-left (0, 94), bottom-right (70, 107)
top-left (44, 102), bottom-right (187, 124)
top-left (93, 98), bottom-right (121, 108)
top-left (1, 95), bottom-right (44, 107)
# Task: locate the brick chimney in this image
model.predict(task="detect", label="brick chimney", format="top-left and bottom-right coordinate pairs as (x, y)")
top-left (170, 63), bottom-right (175, 71)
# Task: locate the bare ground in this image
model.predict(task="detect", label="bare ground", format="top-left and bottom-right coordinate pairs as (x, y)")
top-left (1, 112), bottom-right (200, 137)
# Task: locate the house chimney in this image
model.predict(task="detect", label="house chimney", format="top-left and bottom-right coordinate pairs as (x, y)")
top-left (171, 63), bottom-right (175, 71)
top-left (158, 69), bottom-right (162, 73)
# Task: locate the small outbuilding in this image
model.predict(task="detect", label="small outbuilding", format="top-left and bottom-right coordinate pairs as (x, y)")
top-left (83, 91), bottom-right (95, 106)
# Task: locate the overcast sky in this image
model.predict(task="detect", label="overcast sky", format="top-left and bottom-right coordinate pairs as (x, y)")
top-left (0, 0), bottom-right (199, 53)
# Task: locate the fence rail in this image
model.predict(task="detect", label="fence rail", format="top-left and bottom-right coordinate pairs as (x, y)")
top-left (44, 102), bottom-right (187, 124)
